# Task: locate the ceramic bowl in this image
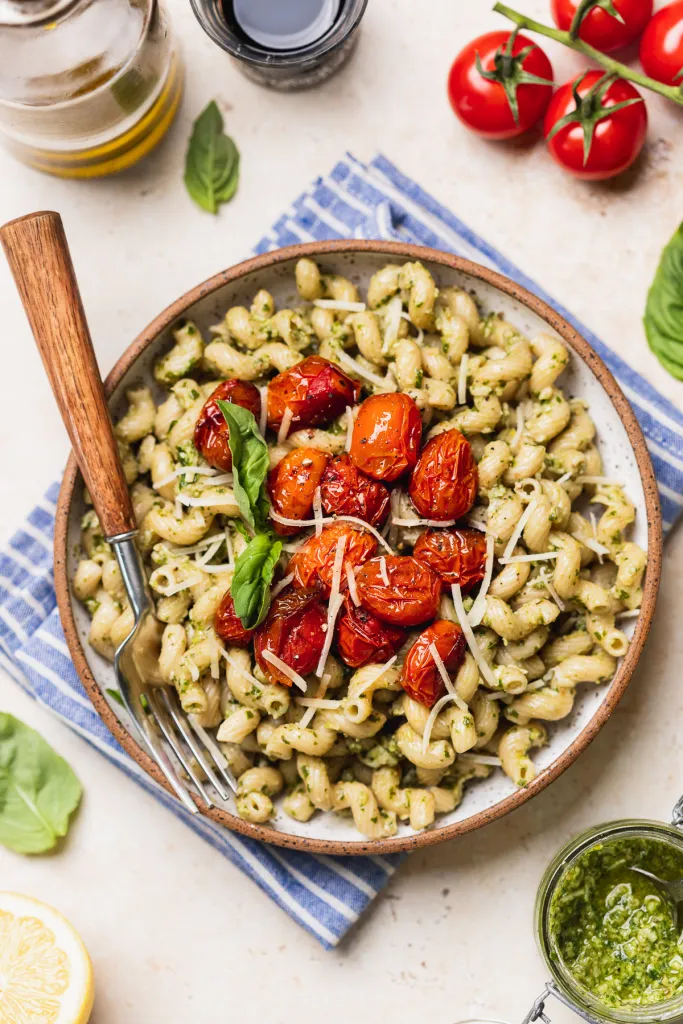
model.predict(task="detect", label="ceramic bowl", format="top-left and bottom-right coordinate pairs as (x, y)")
top-left (54, 240), bottom-right (662, 854)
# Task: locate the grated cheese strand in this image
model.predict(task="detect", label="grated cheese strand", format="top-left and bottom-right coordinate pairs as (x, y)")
top-left (379, 556), bottom-right (390, 586)
top-left (195, 538), bottom-right (223, 567)
top-left (428, 641), bottom-right (467, 709)
top-left (345, 562), bottom-right (360, 606)
top-left (259, 386), bottom-right (268, 437)
top-left (354, 656), bottom-right (398, 696)
top-left (271, 573), bottom-right (295, 599)
top-left (277, 406), bottom-right (294, 445)
top-left (421, 692), bottom-right (463, 753)
top-left (511, 403), bottom-right (524, 454)
top-left (499, 551), bottom-right (560, 566)
top-left (216, 644), bottom-right (262, 688)
top-left (295, 698), bottom-right (343, 710)
top-left (338, 349), bottom-right (397, 390)
top-left (224, 528), bottom-right (235, 568)
top-left (262, 650), bottom-right (308, 692)
top-left (313, 486), bottom-right (324, 537)
top-left (451, 584), bottom-right (498, 689)
top-left (502, 499), bottom-right (538, 561)
top-left (392, 517), bottom-right (456, 528)
top-left (154, 465), bottom-right (217, 489)
top-left (458, 353), bottom-right (469, 407)
top-left (468, 534), bottom-right (495, 628)
top-left (315, 535), bottom-right (347, 678)
top-left (159, 574), bottom-right (204, 597)
top-left (312, 298), bottom-right (366, 312)
top-left (457, 753), bottom-right (502, 767)
top-left (382, 295), bottom-right (403, 352)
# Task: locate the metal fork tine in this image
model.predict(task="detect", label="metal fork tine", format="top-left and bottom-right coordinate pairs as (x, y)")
top-left (160, 690), bottom-right (233, 801)
top-left (147, 690), bottom-right (215, 809)
top-left (187, 717), bottom-right (239, 795)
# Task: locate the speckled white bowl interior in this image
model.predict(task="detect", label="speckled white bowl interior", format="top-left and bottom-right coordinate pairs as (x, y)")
top-left (63, 249), bottom-right (650, 847)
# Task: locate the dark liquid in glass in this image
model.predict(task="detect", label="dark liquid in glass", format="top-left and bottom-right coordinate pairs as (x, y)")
top-left (225, 0), bottom-right (342, 51)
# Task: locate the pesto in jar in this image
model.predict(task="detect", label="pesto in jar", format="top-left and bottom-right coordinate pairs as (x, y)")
top-left (548, 836), bottom-right (683, 1009)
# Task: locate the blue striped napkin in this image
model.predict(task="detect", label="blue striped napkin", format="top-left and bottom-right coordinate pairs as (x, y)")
top-left (1, 154), bottom-right (681, 950)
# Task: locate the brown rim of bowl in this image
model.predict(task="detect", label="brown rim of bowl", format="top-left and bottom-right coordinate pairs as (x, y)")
top-left (54, 240), bottom-right (662, 856)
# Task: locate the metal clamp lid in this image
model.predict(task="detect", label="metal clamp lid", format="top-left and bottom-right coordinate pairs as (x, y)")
top-left (522, 983), bottom-right (605, 1024)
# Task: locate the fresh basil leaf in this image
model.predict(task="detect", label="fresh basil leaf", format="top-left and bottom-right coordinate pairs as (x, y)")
top-left (0, 714), bottom-right (82, 855)
top-left (231, 533), bottom-right (283, 629)
top-left (184, 100), bottom-right (240, 215)
top-left (644, 222), bottom-right (683, 380)
top-left (216, 400), bottom-right (270, 531)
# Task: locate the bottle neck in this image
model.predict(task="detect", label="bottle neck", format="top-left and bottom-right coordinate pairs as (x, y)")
top-left (0, 0), bottom-right (81, 27)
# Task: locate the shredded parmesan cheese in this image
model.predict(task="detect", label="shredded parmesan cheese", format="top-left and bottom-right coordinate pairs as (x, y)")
top-left (451, 584), bottom-right (498, 689)
top-left (262, 650), bottom-right (308, 692)
top-left (312, 298), bottom-right (366, 312)
top-left (345, 405), bottom-right (355, 452)
top-left (216, 645), bottom-right (262, 689)
top-left (540, 568), bottom-right (565, 611)
top-left (458, 354), bottom-right (469, 407)
top-left (511, 403), bottom-right (524, 453)
top-left (468, 534), bottom-right (495, 628)
top-left (313, 486), bottom-right (323, 536)
top-left (315, 536), bottom-right (347, 678)
top-left (271, 573), bottom-right (294, 599)
top-left (259, 386), bottom-right (268, 436)
top-left (158, 575), bottom-right (204, 597)
top-left (420, 692), bottom-right (463, 752)
top-left (338, 349), bottom-right (396, 390)
top-left (345, 562), bottom-right (360, 606)
top-left (195, 538), bottom-right (223, 567)
top-left (400, 311), bottom-right (424, 345)
top-left (177, 493), bottom-right (236, 508)
top-left (379, 556), bottom-right (390, 586)
top-left (154, 465), bottom-right (217, 489)
top-left (556, 471), bottom-right (572, 486)
top-left (187, 659), bottom-right (200, 682)
top-left (457, 753), bottom-right (502, 767)
top-left (201, 563), bottom-right (234, 574)
top-left (382, 295), bottom-right (403, 353)
top-left (267, 511), bottom-right (395, 554)
top-left (392, 517), bottom-right (456, 527)
top-left (616, 609), bottom-right (640, 620)
top-left (224, 528), bottom-right (234, 567)
top-left (203, 473), bottom-right (234, 487)
top-left (295, 698), bottom-right (343, 710)
top-left (571, 532), bottom-right (609, 558)
top-left (277, 406), bottom-right (294, 445)
top-left (465, 516), bottom-right (488, 533)
top-left (353, 657), bottom-right (398, 696)
top-left (502, 499), bottom-right (537, 561)
top-left (499, 551), bottom-right (560, 566)
top-left (428, 642), bottom-right (467, 708)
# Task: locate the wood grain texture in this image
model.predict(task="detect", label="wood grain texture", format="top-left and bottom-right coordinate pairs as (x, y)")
top-left (0, 211), bottom-right (135, 538)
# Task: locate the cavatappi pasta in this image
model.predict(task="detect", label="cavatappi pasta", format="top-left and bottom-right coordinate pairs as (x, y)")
top-left (73, 258), bottom-right (647, 839)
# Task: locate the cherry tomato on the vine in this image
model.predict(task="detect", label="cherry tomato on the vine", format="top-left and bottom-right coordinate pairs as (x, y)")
top-left (544, 70), bottom-right (647, 181)
top-left (551, 0), bottom-right (652, 54)
top-left (447, 30), bottom-right (554, 139)
top-left (401, 620), bottom-right (467, 709)
top-left (640, 1), bottom-right (683, 85)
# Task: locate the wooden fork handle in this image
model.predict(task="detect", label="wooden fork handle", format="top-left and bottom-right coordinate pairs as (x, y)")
top-left (1, 211), bottom-right (136, 539)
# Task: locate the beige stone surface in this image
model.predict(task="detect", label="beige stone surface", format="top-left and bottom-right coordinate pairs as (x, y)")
top-left (0, 1), bottom-right (681, 1021)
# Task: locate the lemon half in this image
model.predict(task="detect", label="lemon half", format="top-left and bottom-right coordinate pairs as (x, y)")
top-left (0, 891), bottom-right (94, 1024)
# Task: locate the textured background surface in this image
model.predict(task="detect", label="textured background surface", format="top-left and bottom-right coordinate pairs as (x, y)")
top-left (0, 1), bottom-right (681, 1021)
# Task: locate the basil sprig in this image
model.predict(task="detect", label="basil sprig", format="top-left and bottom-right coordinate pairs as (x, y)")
top-left (217, 400), bottom-right (270, 531)
top-left (184, 100), bottom-right (240, 215)
top-left (644, 222), bottom-right (683, 380)
top-left (231, 533), bottom-right (283, 630)
top-left (0, 714), bottom-right (82, 854)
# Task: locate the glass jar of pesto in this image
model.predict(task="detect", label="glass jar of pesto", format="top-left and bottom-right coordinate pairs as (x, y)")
top-left (528, 820), bottom-right (683, 1024)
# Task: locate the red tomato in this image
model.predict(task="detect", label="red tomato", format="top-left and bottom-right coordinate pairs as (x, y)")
top-left (640, 1), bottom-right (683, 85)
top-left (214, 593), bottom-right (254, 647)
top-left (268, 447), bottom-right (330, 538)
top-left (335, 599), bottom-right (407, 668)
top-left (288, 521), bottom-right (377, 596)
top-left (350, 393), bottom-right (422, 482)
top-left (447, 31), bottom-right (553, 139)
top-left (401, 620), bottom-right (466, 708)
top-left (193, 380), bottom-right (261, 471)
top-left (409, 429), bottom-right (478, 521)
top-left (254, 587), bottom-right (327, 687)
top-left (413, 528), bottom-right (487, 591)
top-left (320, 454), bottom-right (390, 527)
top-left (266, 356), bottom-right (360, 433)
top-left (355, 556), bottom-right (441, 627)
top-left (552, 0), bottom-right (652, 53)
top-left (544, 71), bottom-right (647, 181)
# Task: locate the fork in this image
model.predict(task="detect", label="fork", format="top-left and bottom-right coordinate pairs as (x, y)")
top-left (0, 210), bottom-right (237, 813)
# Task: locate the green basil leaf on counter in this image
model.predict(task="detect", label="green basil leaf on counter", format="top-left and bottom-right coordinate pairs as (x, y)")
top-left (231, 533), bottom-right (283, 629)
top-left (217, 400), bottom-right (270, 531)
top-left (184, 100), bottom-right (240, 215)
top-left (644, 221), bottom-right (683, 380)
top-left (0, 714), bottom-right (82, 855)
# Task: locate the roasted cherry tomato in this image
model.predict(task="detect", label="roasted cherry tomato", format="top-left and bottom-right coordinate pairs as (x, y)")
top-left (401, 620), bottom-right (466, 708)
top-left (408, 429), bottom-right (478, 521)
top-left (193, 379), bottom-right (261, 472)
top-left (640, 1), bottom-right (683, 85)
top-left (254, 586), bottom-right (327, 687)
top-left (320, 454), bottom-right (391, 527)
top-left (350, 393), bottom-right (422, 482)
top-left (266, 355), bottom-right (360, 433)
top-left (289, 521), bottom-right (377, 596)
top-left (335, 598), bottom-right (407, 668)
top-left (413, 527), bottom-right (487, 591)
top-left (447, 31), bottom-right (553, 140)
top-left (544, 71), bottom-right (647, 181)
top-left (355, 555), bottom-right (441, 627)
top-left (268, 447), bottom-right (330, 537)
top-left (551, 0), bottom-right (652, 53)
top-left (214, 592), bottom-right (254, 647)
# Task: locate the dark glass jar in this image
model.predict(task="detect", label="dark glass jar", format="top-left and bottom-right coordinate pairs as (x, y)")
top-left (189, 0), bottom-right (368, 90)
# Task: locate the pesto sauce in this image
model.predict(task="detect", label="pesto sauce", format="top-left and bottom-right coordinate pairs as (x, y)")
top-left (549, 837), bottom-right (683, 1009)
